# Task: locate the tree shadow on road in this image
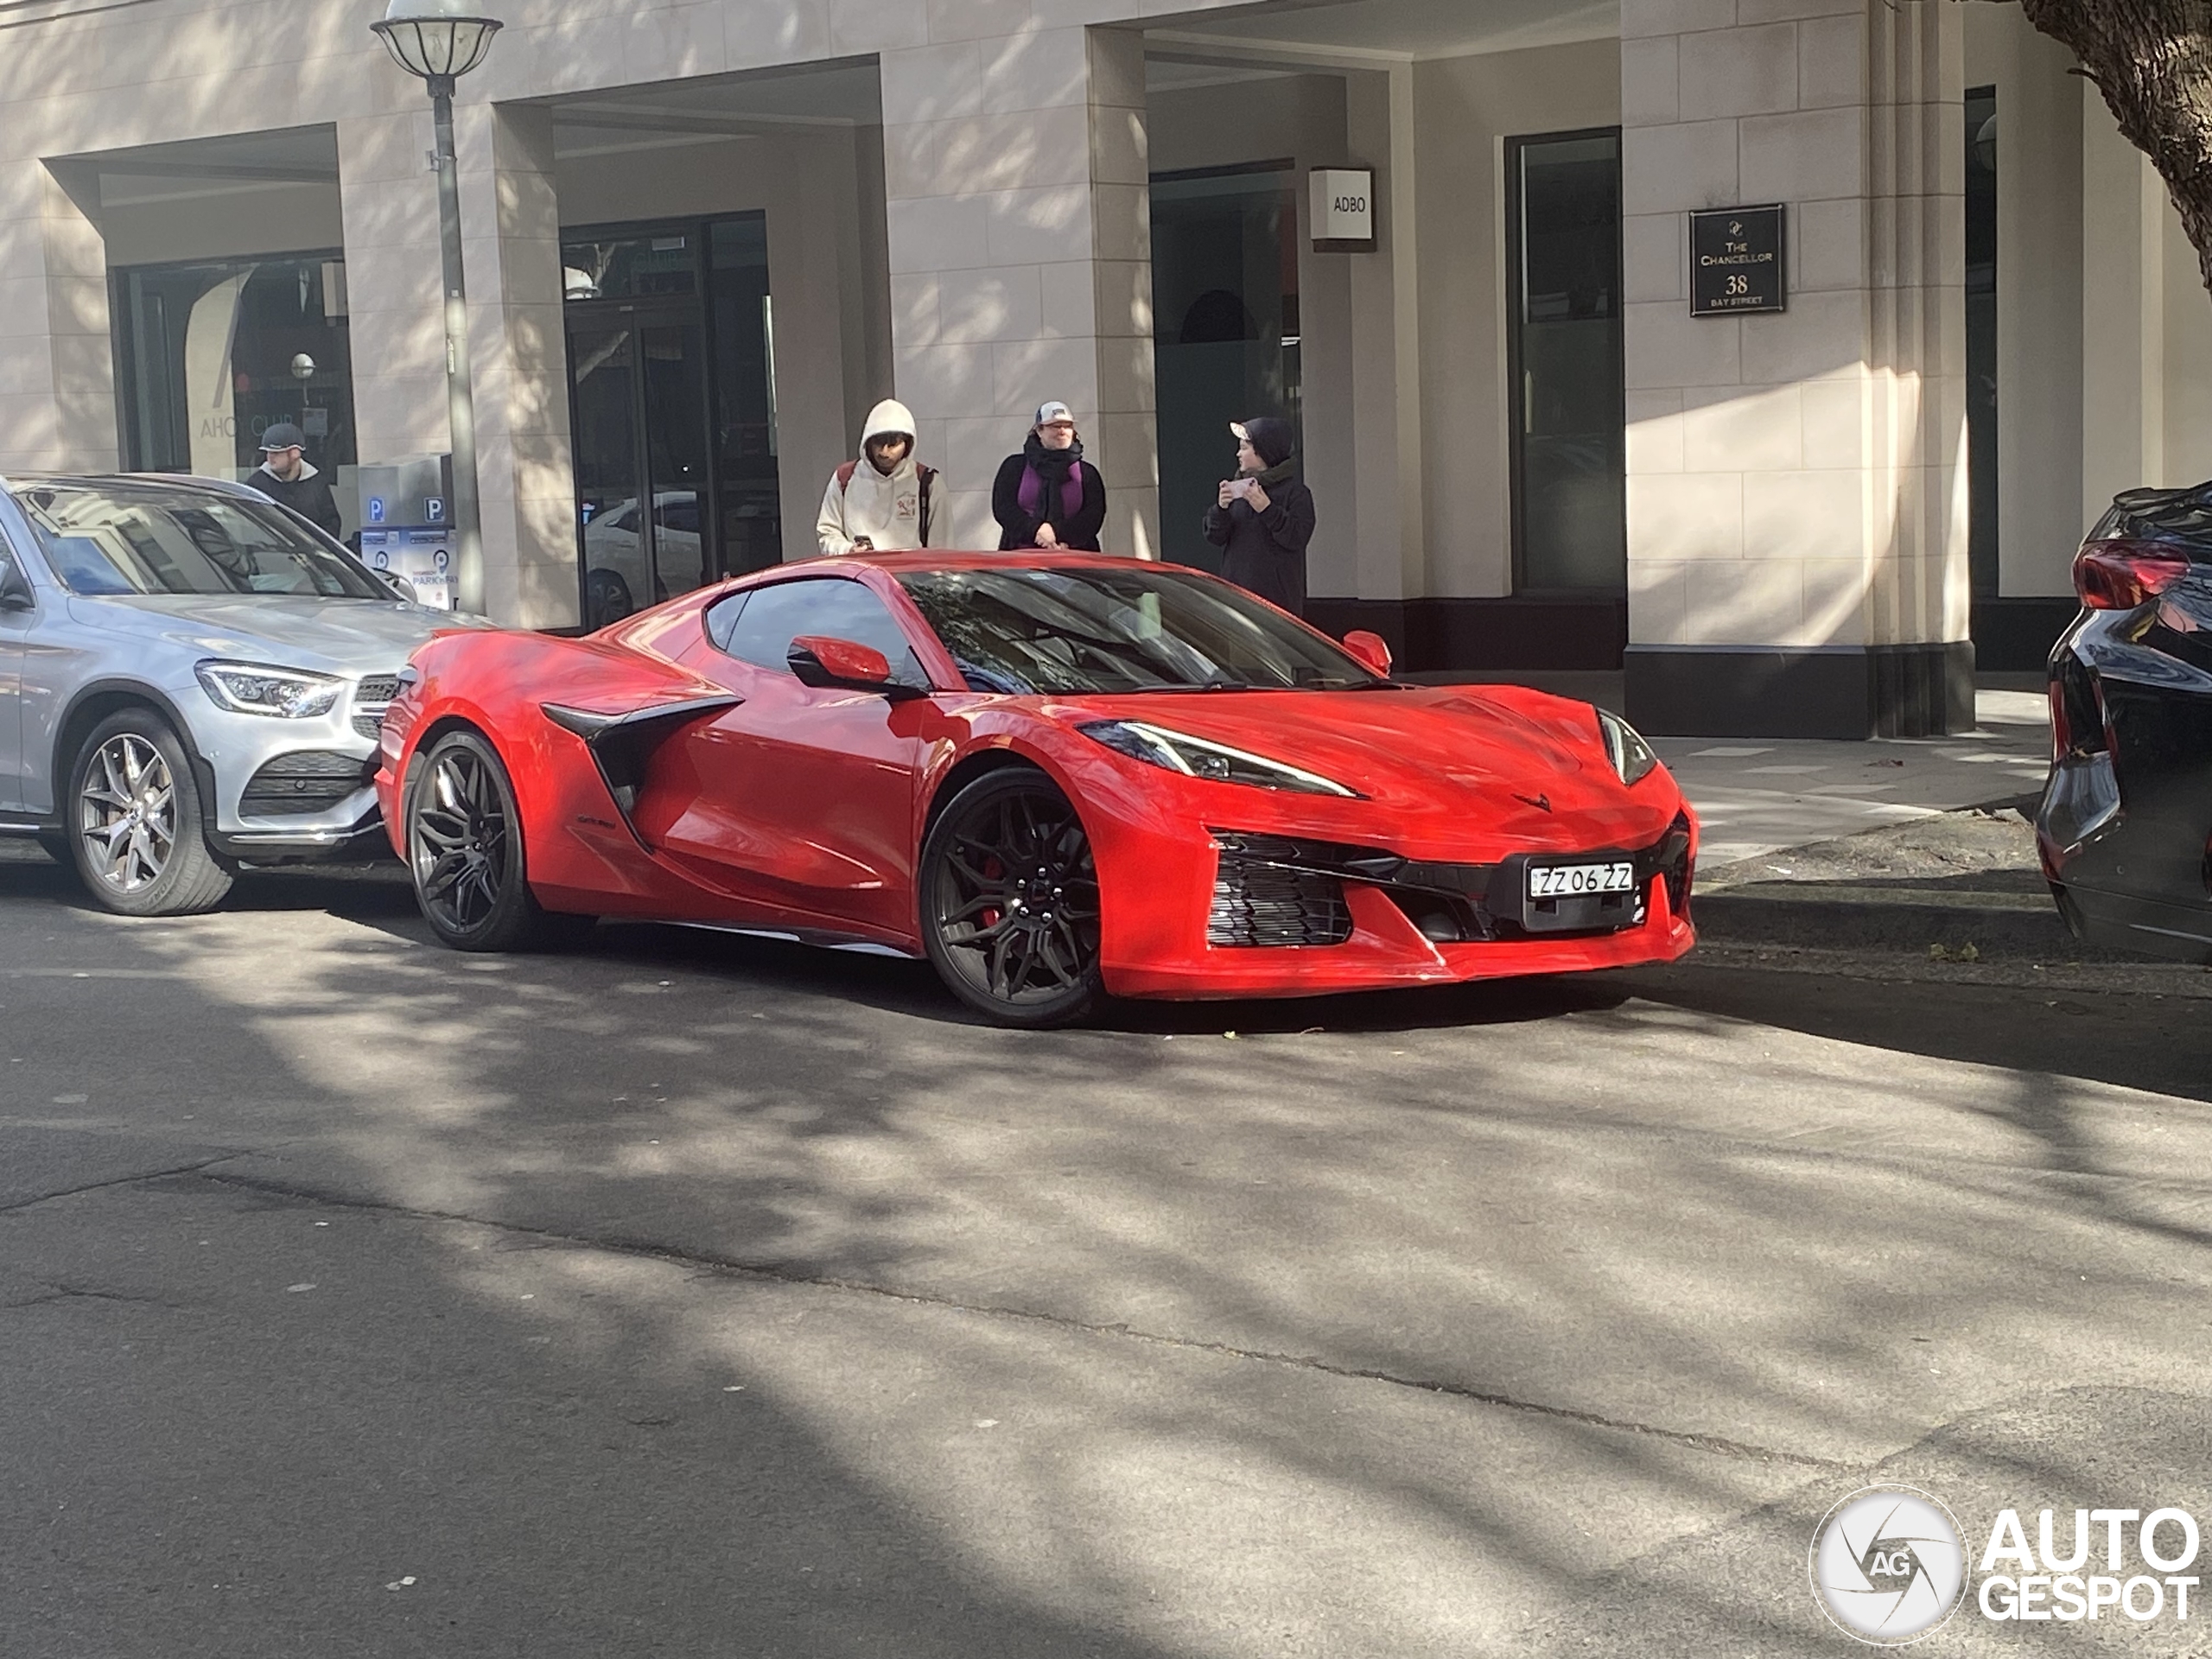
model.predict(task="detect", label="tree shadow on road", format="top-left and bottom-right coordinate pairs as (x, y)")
top-left (1613, 960), bottom-right (2212, 1104)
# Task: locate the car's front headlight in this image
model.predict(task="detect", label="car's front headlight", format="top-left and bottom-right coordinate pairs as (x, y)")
top-left (196, 661), bottom-right (345, 720)
top-left (1596, 709), bottom-right (1658, 786)
top-left (1078, 719), bottom-right (1360, 798)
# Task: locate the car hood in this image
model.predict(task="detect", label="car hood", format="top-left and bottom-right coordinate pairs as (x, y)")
top-left (67, 594), bottom-right (496, 675)
top-left (1050, 683), bottom-right (1672, 846)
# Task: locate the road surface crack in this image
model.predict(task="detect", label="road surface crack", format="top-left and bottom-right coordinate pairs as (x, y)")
top-left (194, 1169), bottom-right (1847, 1471)
top-left (3, 1281), bottom-right (180, 1311)
top-left (0, 1155), bottom-right (243, 1215)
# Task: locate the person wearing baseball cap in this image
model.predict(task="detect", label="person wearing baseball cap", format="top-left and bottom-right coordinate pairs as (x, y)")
top-left (248, 422), bottom-right (345, 542)
top-left (991, 400), bottom-right (1106, 551)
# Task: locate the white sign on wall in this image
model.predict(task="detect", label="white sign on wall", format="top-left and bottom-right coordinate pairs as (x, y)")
top-left (1309, 168), bottom-right (1376, 252)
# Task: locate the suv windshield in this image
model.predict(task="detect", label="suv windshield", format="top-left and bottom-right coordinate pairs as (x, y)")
top-left (17, 482), bottom-right (384, 601)
top-left (896, 564), bottom-right (1383, 695)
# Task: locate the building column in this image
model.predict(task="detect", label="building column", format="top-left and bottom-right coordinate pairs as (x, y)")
top-left (880, 22), bottom-right (1158, 557)
top-left (1620, 0), bottom-right (1970, 739)
top-left (456, 103), bottom-right (577, 628)
top-left (0, 163), bottom-right (116, 473)
top-left (337, 111), bottom-right (450, 468)
top-left (340, 104), bottom-right (577, 627)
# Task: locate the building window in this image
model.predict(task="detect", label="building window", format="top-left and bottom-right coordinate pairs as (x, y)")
top-left (1966, 86), bottom-right (1999, 598)
top-left (563, 213), bottom-right (781, 628)
top-left (1150, 162), bottom-right (1302, 570)
top-left (1507, 130), bottom-right (1624, 593)
top-left (112, 253), bottom-right (356, 491)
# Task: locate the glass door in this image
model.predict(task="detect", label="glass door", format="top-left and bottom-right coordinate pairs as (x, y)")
top-left (568, 306), bottom-right (712, 627)
top-left (569, 321), bottom-right (645, 626)
top-left (1508, 130), bottom-right (1624, 593)
top-left (1149, 164), bottom-right (1301, 570)
top-left (563, 216), bottom-right (781, 626)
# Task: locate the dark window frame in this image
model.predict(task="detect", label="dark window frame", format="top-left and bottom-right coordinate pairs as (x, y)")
top-left (1503, 127), bottom-right (1625, 597)
top-left (109, 246), bottom-right (352, 475)
top-left (562, 210), bottom-right (775, 624)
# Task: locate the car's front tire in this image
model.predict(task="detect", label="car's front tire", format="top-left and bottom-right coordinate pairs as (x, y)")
top-left (405, 728), bottom-right (588, 951)
top-left (919, 767), bottom-right (1102, 1027)
top-left (66, 709), bottom-right (233, 917)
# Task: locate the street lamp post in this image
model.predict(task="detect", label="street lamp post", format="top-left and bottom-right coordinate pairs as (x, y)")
top-left (370, 0), bottom-right (501, 613)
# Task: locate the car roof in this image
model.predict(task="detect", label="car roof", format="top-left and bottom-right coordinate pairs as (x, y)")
top-left (2, 471), bottom-right (274, 504)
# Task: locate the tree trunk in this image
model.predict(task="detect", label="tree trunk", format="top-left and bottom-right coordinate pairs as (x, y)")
top-left (2013, 0), bottom-right (2212, 294)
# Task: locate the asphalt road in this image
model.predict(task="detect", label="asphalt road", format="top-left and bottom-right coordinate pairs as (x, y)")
top-left (6, 843), bottom-right (2212, 1657)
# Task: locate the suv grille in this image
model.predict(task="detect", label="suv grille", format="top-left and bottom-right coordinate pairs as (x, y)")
top-left (353, 674), bottom-right (404, 741)
top-left (241, 751), bottom-right (376, 817)
top-left (1207, 833), bottom-right (1353, 947)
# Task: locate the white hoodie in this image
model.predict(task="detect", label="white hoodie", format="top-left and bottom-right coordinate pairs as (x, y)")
top-left (816, 398), bottom-right (948, 555)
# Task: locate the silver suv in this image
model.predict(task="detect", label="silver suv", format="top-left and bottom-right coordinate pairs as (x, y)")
top-left (0, 474), bottom-right (493, 916)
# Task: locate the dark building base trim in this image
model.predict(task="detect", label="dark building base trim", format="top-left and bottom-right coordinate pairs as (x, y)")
top-left (1304, 595), bottom-right (1626, 672)
top-left (1970, 595), bottom-right (2078, 672)
top-left (1624, 642), bottom-right (1977, 739)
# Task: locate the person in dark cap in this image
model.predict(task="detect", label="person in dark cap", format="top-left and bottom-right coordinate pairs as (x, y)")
top-left (248, 423), bottom-right (344, 542)
top-left (1204, 416), bottom-right (1314, 616)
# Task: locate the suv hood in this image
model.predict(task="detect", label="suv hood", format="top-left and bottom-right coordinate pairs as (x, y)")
top-left (67, 594), bottom-right (496, 675)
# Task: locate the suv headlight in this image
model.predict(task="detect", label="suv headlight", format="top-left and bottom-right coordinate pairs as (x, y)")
top-left (196, 661), bottom-right (345, 719)
top-left (1597, 709), bottom-right (1658, 786)
top-left (1078, 719), bottom-right (1359, 798)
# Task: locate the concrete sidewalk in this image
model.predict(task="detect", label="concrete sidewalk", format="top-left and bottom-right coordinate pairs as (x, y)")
top-left (1420, 671), bottom-right (2052, 866)
top-left (1653, 687), bottom-right (2050, 865)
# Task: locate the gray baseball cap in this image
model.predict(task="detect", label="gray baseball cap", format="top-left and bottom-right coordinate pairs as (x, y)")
top-left (259, 423), bottom-right (307, 453)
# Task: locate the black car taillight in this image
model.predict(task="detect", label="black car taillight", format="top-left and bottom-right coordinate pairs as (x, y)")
top-left (2074, 539), bottom-right (2193, 609)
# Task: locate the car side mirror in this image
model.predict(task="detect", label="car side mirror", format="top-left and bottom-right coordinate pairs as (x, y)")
top-left (374, 569), bottom-right (419, 603)
top-left (786, 634), bottom-right (923, 699)
top-left (0, 557), bottom-right (31, 613)
top-left (1342, 629), bottom-right (1392, 677)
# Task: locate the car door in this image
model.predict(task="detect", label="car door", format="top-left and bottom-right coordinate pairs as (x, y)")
top-left (635, 575), bottom-right (932, 940)
top-left (0, 524), bottom-right (33, 812)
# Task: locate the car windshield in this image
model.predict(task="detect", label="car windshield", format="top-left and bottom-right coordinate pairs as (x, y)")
top-left (17, 482), bottom-right (384, 601)
top-left (895, 564), bottom-right (1384, 695)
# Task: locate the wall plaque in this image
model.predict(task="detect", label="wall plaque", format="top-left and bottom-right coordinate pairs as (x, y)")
top-left (1690, 205), bottom-right (1786, 315)
top-left (1310, 168), bottom-right (1376, 252)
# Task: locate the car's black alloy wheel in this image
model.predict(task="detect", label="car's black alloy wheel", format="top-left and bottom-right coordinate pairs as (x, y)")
top-left (921, 768), bottom-right (1103, 1027)
top-left (67, 709), bottom-right (232, 917)
top-left (407, 729), bottom-right (588, 951)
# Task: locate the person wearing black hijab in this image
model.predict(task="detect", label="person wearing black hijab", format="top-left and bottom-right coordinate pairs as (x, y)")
top-left (992, 400), bottom-right (1107, 551)
top-left (1203, 416), bottom-right (1315, 616)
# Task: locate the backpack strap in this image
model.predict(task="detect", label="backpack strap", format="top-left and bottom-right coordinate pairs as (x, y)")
top-left (836, 457), bottom-right (935, 546)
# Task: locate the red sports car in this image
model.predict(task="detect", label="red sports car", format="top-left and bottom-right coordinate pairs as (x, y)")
top-left (377, 552), bottom-right (1695, 1026)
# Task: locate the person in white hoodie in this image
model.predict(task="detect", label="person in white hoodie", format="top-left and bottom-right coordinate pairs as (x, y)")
top-left (816, 398), bottom-right (949, 556)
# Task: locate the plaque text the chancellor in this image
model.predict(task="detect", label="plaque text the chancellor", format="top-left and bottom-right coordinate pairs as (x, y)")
top-left (1690, 205), bottom-right (1787, 316)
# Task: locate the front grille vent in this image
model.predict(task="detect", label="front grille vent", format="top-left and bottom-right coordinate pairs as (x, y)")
top-left (1208, 833), bottom-right (1353, 947)
top-left (352, 672), bottom-right (404, 743)
top-left (241, 751), bottom-right (377, 817)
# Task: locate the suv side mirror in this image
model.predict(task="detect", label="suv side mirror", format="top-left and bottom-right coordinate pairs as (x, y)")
top-left (1342, 629), bottom-right (1392, 677)
top-left (374, 569), bottom-right (419, 603)
top-left (0, 556), bottom-right (32, 613)
top-left (786, 634), bottom-right (924, 700)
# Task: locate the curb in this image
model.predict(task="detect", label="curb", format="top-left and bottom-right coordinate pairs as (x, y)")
top-left (1691, 886), bottom-right (2170, 963)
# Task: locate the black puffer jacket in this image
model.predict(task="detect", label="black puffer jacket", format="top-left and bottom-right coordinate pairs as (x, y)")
top-left (250, 462), bottom-right (344, 542)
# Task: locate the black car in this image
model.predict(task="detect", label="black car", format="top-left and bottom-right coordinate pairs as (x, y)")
top-left (2040, 481), bottom-right (2212, 959)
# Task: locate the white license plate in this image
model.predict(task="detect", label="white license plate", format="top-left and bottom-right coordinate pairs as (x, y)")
top-left (1527, 861), bottom-right (1635, 899)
